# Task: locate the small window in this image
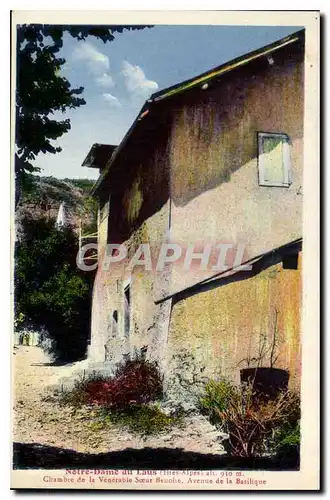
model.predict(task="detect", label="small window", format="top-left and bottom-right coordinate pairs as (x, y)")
top-left (112, 310), bottom-right (118, 336)
top-left (282, 253), bottom-right (298, 270)
top-left (258, 132), bottom-right (291, 187)
top-left (124, 285), bottom-right (131, 337)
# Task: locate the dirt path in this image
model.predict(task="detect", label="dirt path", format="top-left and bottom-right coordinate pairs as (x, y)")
top-left (13, 346), bottom-right (225, 460)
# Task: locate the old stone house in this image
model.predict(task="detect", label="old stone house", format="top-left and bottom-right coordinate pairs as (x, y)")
top-left (82, 30), bottom-right (304, 401)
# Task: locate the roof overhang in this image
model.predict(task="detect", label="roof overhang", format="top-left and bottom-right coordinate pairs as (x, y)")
top-left (82, 143), bottom-right (117, 170)
top-left (151, 31), bottom-right (304, 102)
top-left (90, 29), bottom-right (305, 195)
top-left (155, 238), bottom-right (303, 305)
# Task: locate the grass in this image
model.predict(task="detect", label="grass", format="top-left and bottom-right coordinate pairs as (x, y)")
top-left (93, 404), bottom-right (183, 437)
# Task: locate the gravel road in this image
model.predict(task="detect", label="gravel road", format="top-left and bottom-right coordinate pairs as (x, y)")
top-left (12, 346), bottom-right (225, 459)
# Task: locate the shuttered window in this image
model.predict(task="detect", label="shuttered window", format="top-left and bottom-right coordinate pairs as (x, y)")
top-left (258, 132), bottom-right (291, 187)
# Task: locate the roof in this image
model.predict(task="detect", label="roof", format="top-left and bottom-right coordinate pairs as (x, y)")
top-left (151, 30), bottom-right (303, 102)
top-left (91, 28), bottom-right (304, 194)
top-left (82, 143), bottom-right (117, 170)
top-left (155, 238), bottom-right (302, 304)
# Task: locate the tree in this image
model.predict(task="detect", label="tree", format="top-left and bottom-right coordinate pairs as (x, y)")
top-left (15, 215), bottom-right (96, 362)
top-left (15, 24), bottom-right (151, 202)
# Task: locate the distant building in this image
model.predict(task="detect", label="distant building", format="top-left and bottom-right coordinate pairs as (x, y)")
top-left (56, 202), bottom-right (67, 228)
top-left (14, 330), bottom-right (42, 346)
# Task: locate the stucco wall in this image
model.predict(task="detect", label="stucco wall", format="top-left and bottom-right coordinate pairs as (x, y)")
top-left (89, 139), bottom-right (172, 366)
top-left (164, 45), bottom-right (304, 299)
top-left (89, 40), bottom-right (304, 397)
top-left (165, 251), bottom-right (302, 402)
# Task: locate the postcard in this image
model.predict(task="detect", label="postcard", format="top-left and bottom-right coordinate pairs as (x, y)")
top-left (11, 10), bottom-right (320, 491)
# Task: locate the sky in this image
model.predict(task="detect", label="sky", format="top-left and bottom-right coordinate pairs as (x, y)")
top-left (32, 25), bottom-right (301, 180)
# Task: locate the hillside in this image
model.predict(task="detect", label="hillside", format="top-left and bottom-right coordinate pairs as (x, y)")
top-left (16, 175), bottom-right (98, 238)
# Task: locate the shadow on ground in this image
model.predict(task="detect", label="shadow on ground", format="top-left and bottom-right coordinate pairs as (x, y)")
top-left (13, 443), bottom-right (299, 470)
top-left (31, 361), bottom-right (76, 367)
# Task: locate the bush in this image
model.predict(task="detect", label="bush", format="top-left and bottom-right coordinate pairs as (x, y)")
top-left (200, 379), bottom-right (236, 422)
top-left (58, 360), bottom-right (175, 437)
top-left (273, 422), bottom-right (300, 453)
top-left (57, 371), bottom-right (102, 407)
top-left (60, 358), bottom-right (163, 410)
top-left (200, 378), bottom-right (300, 458)
top-left (85, 359), bottom-right (162, 408)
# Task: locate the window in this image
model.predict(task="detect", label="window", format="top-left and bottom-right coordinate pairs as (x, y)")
top-left (124, 285), bottom-right (131, 337)
top-left (258, 132), bottom-right (291, 187)
top-left (112, 310), bottom-right (118, 336)
top-left (282, 253), bottom-right (299, 270)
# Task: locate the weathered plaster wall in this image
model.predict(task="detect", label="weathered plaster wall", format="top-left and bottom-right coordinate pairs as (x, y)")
top-left (165, 251), bottom-right (302, 402)
top-left (165, 45), bottom-right (304, 299)
top-left (97, 210), bottom-right (109, 250)
top-left (89, 40), bottom-right (304, 399)
top-left (89, 136), bottom-right (172, 367)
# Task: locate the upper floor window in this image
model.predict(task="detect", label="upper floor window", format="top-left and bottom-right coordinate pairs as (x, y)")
top-left (258, 132), bottom-right (291, 187)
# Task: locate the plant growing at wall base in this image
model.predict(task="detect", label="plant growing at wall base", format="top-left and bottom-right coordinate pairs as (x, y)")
top-left (200, 379), bottom-right (235, 424)
top-left (59, 357), bottom-right (163, 409)
top-left (57, 359), bottom-right (175, 437)
top-left (200, 379), bottom-right (300, 458)
top-left (237, 307), bottom-right (284, 371)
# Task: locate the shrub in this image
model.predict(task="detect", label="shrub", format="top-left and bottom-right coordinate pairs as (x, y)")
top-left (57, 361), bottom-right (176, 437)
top-left (60, 358), bottom-right (163, 410)
top-left (200, 378), bottom-right (300, 458)
top-left (83, 359), bottom-right (162, 409)
top-left (273, 422), bottom-right (300, 453)
top-left (58, 371), bottom-right (106, 407)
top-left (200, 379), bottom-right (235, 421)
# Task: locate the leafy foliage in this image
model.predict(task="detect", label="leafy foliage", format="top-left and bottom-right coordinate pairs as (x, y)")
top-left (15, 23), bottom-right (151, 205)
top-left (60, 358), bottom-right (163, 409)
top-left (200, 378), bottom-right (300, 458)
top-left (200, 379), bottom-right (235, 419)
top-left (15, 216), bottom-right (95, 361)
top-left (57, 359), bottom-right (178, 437)
top-left (273, 422), bottom-right (300, 452)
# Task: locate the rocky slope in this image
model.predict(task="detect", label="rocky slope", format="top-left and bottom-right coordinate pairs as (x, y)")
top-left (15, 175), bottom-right (97, 237)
